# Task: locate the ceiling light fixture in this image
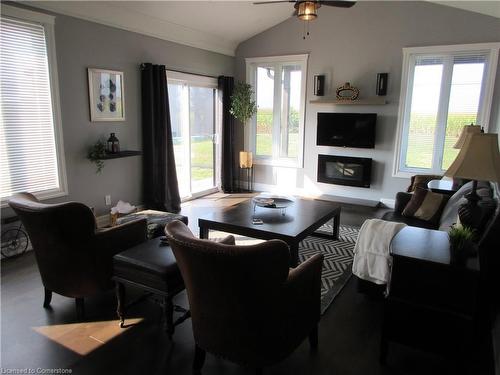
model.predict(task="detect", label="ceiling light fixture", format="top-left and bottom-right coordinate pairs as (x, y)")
top-left (253, 0), bottom-right (356, 40)
top-left (297, 1), bottom-right (318, 20)
top-left (296, 1), bottom-right (319, 39)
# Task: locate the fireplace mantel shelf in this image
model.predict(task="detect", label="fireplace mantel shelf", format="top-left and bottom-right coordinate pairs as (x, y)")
top-left (310, 97), bottom-right (388, 105)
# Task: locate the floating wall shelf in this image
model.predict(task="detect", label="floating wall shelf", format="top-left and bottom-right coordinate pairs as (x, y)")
top-left (98, 150), bottom-right (142, 160)
top-left (309, 97), bottom-right (388, 105)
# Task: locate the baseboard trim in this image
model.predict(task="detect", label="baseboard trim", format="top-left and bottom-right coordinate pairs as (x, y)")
top-left (252, 182), bottom-right (380, 207)
top-left (379, 198), bottom-right (395, 209)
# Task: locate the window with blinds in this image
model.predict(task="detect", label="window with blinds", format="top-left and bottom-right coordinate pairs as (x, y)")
top-left (0, 9), bottom-right (66, 202)
top-left (395, 44), bottom-right (499, 176)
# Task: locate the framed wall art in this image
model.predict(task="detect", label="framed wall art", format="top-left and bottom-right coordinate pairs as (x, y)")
top-left (88, 68), bottom-right (125, 121)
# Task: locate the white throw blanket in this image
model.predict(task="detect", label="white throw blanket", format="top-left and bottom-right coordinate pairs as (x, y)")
top-left (352, 219), bottom-right (406, 285)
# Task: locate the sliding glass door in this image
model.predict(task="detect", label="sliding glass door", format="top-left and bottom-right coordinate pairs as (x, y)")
top-left (167, 71), bottom-right (218, 200)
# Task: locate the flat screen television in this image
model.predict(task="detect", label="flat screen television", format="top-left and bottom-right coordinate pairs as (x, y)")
top-left (317, 113), bottom-right (376, 148)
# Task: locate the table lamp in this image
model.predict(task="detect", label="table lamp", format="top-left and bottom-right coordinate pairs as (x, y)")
top-left (453, 124), bottom-right (482, 149)
top-left (445, 133), bottom-right (500, 229)
top-left (239, 151), bottom-right (253, 169)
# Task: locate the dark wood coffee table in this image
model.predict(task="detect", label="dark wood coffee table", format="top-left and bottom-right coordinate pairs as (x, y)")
top-left (198, 198), bottom-right (341, 266)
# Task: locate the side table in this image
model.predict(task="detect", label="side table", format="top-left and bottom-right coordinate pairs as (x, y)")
top-left (116, 209), bottom-right (188, 238)
top-left (381, 226), bottom-right (481, 365)
top-left (427, 179), bottom-right (459, 195)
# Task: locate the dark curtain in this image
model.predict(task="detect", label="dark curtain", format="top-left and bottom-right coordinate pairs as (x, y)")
top-left (141, 63), bottom-right (181, 213)
top-left (218, 76), bottom-right (236, 193)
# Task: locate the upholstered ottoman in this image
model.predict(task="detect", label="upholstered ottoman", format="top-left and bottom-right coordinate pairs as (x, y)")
top-left (116, 209), bottom-right (188, 239)
top-left (112, 237), bottom-right (189, 338)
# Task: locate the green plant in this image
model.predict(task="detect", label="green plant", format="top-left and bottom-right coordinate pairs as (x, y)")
top-left (448, 224), bottom-right (476, 254)
top-left (230, 82), bottom-right (257, 124)
top-left (87, 140), bottom-right (107, 173)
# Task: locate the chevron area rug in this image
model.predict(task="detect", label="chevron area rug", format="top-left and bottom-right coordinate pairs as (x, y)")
top-left (209, 222), bottom-right (359, 315)
top-left (302, 223), bottom-right (359, 314)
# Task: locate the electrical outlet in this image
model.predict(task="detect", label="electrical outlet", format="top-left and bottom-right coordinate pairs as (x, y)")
top-left (105, 195), bottom-right (111, 206)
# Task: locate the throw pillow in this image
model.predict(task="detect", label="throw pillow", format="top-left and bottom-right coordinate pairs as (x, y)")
top-left (402, 188), bottom-right (449, 224)
top-left (407, 174), bottom-right (442, 192)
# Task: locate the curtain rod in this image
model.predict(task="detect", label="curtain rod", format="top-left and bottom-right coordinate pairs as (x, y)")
top-left (167, 68), bottom-right (220, 79)
top-left (140, 63), bottom-right (221, 79)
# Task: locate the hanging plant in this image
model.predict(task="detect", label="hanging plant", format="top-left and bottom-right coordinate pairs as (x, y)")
top-left (87, 139), bottom-right (107, 173)
top-left (230, 82), bottom-right (257, 124)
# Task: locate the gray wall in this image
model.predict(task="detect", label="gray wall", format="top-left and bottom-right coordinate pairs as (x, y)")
top-left (2, 7), bottom-right (234, 218)
top-left (235, 1), bottom-right (500, 204)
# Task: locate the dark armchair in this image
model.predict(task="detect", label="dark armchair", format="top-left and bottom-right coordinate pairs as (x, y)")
top-left (165, 220), bottom-right (323, 374)
top-left (8, 192), bottom-right (147, 319)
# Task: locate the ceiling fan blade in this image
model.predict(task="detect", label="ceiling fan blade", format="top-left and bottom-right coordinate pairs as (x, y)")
top-left (319, 1), bottom-right (356, 8)
top-left (253, 0), bottom-right (295, 4)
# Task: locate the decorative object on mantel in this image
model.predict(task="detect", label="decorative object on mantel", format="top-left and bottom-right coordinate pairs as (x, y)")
top-left (445, 133), bottom-right (500, 231)
top-left (335, 82), bottom-right (359, 101)
top-left (314, 75), bottom-right (325, 96)
top-left (107, 132), bottom-right (120, 154)
top-left (376, 73), bottom-right (388, 96)
top-left (87, 139), bottom-right (107, 173)
top-left (448, 223), bottom-right (476, 265)
top-left (88, 68), bottom-right (125, 121)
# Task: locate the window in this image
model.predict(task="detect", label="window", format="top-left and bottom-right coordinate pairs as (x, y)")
top-left (246, 55), bottom-right (308, 167)
top-left (0, 6), bottom-right (66, 203)
top-left (394, 43), bottom-right (499, 176)
top-left (167, 71), bottom-right (219, 200)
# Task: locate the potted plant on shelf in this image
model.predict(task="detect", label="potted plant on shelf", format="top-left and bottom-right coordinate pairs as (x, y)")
top-left (87, 139), bottom-right (107, 173)
top-left (448, 224), bottom-right (477, 265)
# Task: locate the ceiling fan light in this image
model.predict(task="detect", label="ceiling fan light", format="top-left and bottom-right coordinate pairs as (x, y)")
top-left (297, 1), bottom-right (318, 21)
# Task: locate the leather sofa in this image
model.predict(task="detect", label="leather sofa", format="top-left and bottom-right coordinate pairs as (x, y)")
top-left (381, 180), bottom-right (493, 231)
top-left (357, 181), bottom-right (498, 298)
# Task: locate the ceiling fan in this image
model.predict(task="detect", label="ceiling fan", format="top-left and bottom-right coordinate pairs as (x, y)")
top-left (253, 1), bottom-right (355, 20)
top-left (253, 1), bottom-right (355, 38)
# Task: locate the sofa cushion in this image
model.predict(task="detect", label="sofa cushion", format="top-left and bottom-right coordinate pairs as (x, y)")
top-left (381, 211), bottom-right (438, 229)
top-left (402, 188), bottom-right (449, 225)
top-left (438, 181), bottom-right (493, 231)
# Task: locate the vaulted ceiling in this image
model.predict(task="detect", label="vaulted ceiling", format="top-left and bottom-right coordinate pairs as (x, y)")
top-left (23, 1), bottom-right (500, 56)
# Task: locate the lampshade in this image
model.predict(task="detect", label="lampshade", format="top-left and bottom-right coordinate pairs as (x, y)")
top-left (297, 1), bottom-right (318, 21)
top-left (453, 125), bottom-right (482, 149)
top-left (445, 133), bottom-right (500, 182)
top-left (239, 151), bottom-right (253, 168)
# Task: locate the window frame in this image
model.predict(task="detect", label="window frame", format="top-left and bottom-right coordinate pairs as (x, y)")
top-left (245, 54), bottom-right (308, 168)
top-left (393, 43), bottom-right (499, 178)
top-left (1, 5), bottom-right (67, 205)
top-left (166, 70), bottom-right (220, 201)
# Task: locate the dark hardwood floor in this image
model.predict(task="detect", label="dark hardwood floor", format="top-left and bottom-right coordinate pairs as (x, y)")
top-left (0, 201), bottom-right (493, 374)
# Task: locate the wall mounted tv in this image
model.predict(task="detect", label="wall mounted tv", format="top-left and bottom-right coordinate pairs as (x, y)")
top-left (317, 113), bottom-right (376, 148)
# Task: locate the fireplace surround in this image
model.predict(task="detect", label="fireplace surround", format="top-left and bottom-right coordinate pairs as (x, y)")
top-left (317, 154), bottom-right (372, 188)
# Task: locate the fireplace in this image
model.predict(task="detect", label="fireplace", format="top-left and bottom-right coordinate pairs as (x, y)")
top-left (317, 154), bottom-right (372, 188)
